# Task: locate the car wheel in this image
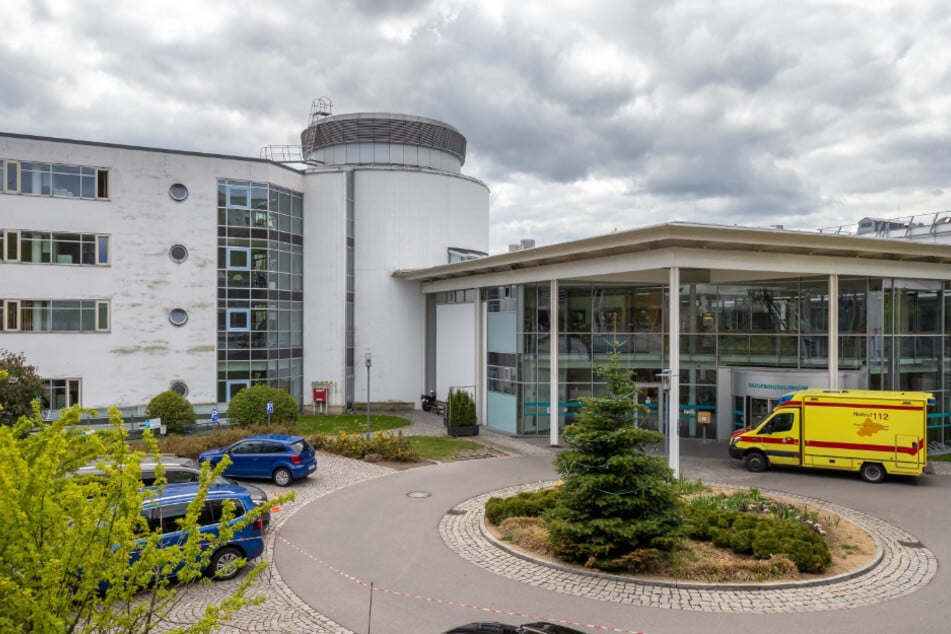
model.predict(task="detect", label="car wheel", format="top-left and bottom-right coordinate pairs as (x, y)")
top-left (208, 546), bottom-right (244, 581)
top-left (860, 462), bottom-right (885, 483)
top-left (273, 467), bottom-right (292, 487)
top-left (743, 452), bottom-right (768, 473)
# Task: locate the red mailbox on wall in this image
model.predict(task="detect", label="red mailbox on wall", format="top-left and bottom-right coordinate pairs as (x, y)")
top-left (313, 387), bottom-right (328, 404)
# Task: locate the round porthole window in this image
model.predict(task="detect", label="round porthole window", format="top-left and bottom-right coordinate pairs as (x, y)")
top-left (169, 381), bottom-right (189, 397)
top-left (168, 183), bottom-right (189, 202)
top-left (168, 244), bottom-right (189, 263)
top-left (169, 308), bottom-right (189, 327)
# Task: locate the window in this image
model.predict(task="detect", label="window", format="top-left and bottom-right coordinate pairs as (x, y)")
top-left (3, 231), bottom-right (107, 265)
top-left (3, 230), bottom-right (19, 261)
top-left (169, 308), bottom-right (189, 327)
top-left (226, 380), bottom-right (249, 401)
top-left (96, 235), bottom-right (109, 264)
top-left (96, 169), bottom-right (109, 199)
top-left (761, 413), bottom-right (794, 434)
top-left (96, 301), bottom-right (110, 331)
top-left (20, 162), bottom-right (50, 195)
top-left (168, 183), bottom-right (189, 201)
top-left (226, 184), bottom-right (250, 208)
top-left (170, 381), bottom-right (189, 397)
top-left (197, 499), bottom-right (245, 527)
top-left (42, 378), bottom-right (81, 411)
top-left (2, 299), bottom-right (108, 332)
top-left (227, 308), bottom-right (250, 331)
top-left (227, 247), bottom-right (251, 270)
top-left (146, 502), bottom-right (190, 534)
top-left (169, 244), bottom-right (189, 263)
top-left (3, 300), bottom-right (20, 331)
top-left (3, 160), bottom-right (107, 199)
top-left (231, 440), bottom-right (260, 455)
top-left (4, 160), bottom-right (19, 193)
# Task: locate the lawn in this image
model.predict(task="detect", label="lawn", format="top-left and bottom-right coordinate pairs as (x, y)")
top-left (413, 436), bottom-right (484, 461)
top-left (297, 413), bottom-right (480, 461)
top-left (930, 453), bottom-right (951, 462)
top-left (298, 413), bottom-right (411, 435)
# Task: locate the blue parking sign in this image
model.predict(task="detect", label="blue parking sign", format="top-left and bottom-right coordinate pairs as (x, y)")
top-left (210, 408), bottom-right (219, 423)
top-left (266, 401), bottom-right (274, 414)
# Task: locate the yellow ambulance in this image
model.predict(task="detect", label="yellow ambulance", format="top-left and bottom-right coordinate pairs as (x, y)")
top-left (728, 389), bottom-right (933, 483)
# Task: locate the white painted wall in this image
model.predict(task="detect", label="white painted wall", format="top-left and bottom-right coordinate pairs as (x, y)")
top-left (301, 171), bottom-right (348, 408)
top-left (435, 302), bottom-right (477, 400)
top-left (350, 168), bottom-right (488, 404)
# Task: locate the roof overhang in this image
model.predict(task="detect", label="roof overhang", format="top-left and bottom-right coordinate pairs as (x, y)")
top-left (393, 222), bottom-right (951, 292)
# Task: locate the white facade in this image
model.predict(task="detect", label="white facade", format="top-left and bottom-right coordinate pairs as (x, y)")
top-left (1, 111), bottom-right (489, 415)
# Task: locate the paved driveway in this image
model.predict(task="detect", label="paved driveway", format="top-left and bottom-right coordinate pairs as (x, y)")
top-left (270, 442), bottom-right (951, 634)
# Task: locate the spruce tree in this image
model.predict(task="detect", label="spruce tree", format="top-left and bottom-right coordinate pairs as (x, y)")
top-left (547, 353), bottom-right (683, 568)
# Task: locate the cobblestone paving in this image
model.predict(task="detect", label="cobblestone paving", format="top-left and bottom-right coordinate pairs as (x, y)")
top-left (163, 453), bottom-right (392, 633)
top-left (439, 481), bottom-right (938, 614)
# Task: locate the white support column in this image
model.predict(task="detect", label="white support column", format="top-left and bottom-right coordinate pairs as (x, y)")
top-left (668, 267), bottom-right (681, 477)
top-left (550, 279), bottom-right (560, 446)
top-left (474, 289), bottom-right (485, 425)
top-left (828, 273), bottom-right (839, 389)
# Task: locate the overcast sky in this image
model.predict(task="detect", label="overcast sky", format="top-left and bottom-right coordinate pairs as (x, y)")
top-left (3, 0), bottom-right (950, 254)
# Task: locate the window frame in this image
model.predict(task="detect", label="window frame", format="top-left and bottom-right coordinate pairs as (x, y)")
top-left (96, 234), bottom-right (110, 265)
top-left (95, 300), bottom-right (110, 332)
top-left (226, 247), bottom-right (251, 270)
top-left (3, 300), bottom-right (20, 331)
top-left (226, 184), bottom-right (250, 209)
top-left (3, 230), bottom-right (19, 262)
top-left (96, 169), bottom-right (109, 200)
top-left (226, 380), bottom-right (250, 401)
top-left (5, 160), bottom-right (20, 193)
top-left (227, 308), bottom-right (251, 331)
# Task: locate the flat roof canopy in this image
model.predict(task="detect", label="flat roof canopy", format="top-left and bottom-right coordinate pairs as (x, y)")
top-left (394, 222), bottom-right (951, 292)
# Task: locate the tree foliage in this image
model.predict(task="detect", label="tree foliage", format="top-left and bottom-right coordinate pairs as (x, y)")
top-left (446, 388), bottom-right (476, 427)
top-left (547, 353), bottom-right (683, 568)
top-left (0, 349), bottom-right (45, 425)
top-left (0, 384), bottom-right (292, 633)
top-left (146, 390), bottom-right (196, 435)
top-left (227, 384), bottom-right (298, 427)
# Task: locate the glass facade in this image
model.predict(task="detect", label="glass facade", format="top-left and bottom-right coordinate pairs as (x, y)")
top-left (216, 179), bottom-right (304, 407)
top-left (496, 276), bottom-right (950, 445)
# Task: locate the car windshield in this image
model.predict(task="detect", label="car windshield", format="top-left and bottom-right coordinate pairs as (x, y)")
top-left (291, 439), bottom-right (311, 454)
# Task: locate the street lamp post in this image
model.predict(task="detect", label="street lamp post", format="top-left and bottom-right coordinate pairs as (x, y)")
top-left (656, 368), bottom-right (676, 475)
top-left (364, 353), bottom-right (372, 440)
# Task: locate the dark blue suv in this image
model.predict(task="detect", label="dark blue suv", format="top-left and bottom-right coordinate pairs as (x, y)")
top-left (198, 434), bottom-right (317, 486)
top-left (137, 482), bottom-right (266, 581)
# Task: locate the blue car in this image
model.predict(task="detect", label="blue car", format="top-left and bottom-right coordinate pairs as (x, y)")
top-left (198, 434), bottom-right (317, 486)
top-left (134, 482), bottom-right (266, 582)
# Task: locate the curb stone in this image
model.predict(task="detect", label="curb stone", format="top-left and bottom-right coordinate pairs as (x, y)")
top-left (440, 481), bottom-right (937, 613)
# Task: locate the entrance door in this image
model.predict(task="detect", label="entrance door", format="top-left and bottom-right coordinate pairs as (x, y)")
top-left (748, 397), bottom-right (775, 426)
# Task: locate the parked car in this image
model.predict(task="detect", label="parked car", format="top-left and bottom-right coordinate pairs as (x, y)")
top-left (137, 482), bottom-right (266, 582)
top-left (76, 454), bottom-right (272, 528)
top-left (198, 434), bottom-right (317, 486)
top-left (442, 623), bottom-right (588, 633)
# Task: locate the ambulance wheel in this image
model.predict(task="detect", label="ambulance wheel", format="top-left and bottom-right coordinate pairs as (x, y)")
top-left (743, 452), bottom-right (768, 473)
top-left (860, 462), bottom-right (885, 483)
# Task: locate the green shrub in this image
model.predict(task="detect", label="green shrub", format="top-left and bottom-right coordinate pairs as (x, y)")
top-left (485, 489), bottom-right (561, 525)
top-left (155, 423), bottom-right (299, 457)
top-left (228, 384), bottom-right (298, 427)
top-left (682, 503), bottom-right (833, 573)
top-left (446, 389), bottom-right (476, 427)
top-left (145, 390), bottom-right (195, 435)
top-left (309, 430), bottom-right (420, 462)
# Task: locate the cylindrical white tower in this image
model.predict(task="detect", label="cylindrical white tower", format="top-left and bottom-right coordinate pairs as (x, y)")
top-left (300, 112), bottom-right (489, 411)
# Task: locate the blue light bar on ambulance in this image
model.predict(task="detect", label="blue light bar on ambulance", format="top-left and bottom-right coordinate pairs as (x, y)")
top-left (777, 393), bottom-right (795, 405)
